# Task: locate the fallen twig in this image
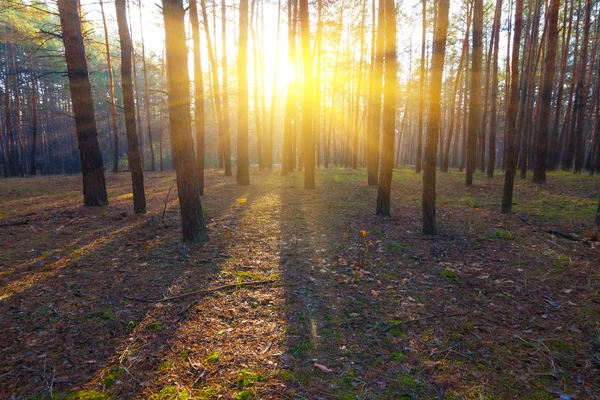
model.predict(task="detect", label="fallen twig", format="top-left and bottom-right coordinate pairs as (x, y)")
top-left (161, 183), bottom-right (176, 224)
top-left (124, 279), bottom-right (277, 303)
top-left (547, 229), bottom-right (588, 243)
top-left (383, 312), bottom-right (467, 332)
top-left (0, 220), bottom-right (29, 228)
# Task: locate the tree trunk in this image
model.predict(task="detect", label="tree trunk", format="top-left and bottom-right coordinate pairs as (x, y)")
top-left (532, 0), bottom-right (559, 183)
top-left (250, 0), bottom-right (263, 170)
top-left (221, 0), bottom-right (232, 176)
top-left (190, 0), bottom-right (205, 195)
top-left (139, 1), bottom-right (155, 171)
top-left (10, 45), bottom-right (24, 176)
top-left (548, 0), bottom-right (573, 169)
top-left (237, 0), bottom-right (250, 185)
top-left (416, 0), bottom-right (426, 173)
top-left (573, 0), bottom-right (592, 173)
top-left (487, 0), bottom-right (502, 177)
top-left (376, 0), bottom-right (396, 216)
top-left (28, 53), bottom-right (38, 176)
top-left (299, 0), bottom-right (315, 189)
top-left (423, 0), bottom-right (449, 234)
top-left (58, 0), bottom-right (108, 206)
top-left (281, 0), bottom-right (298, 176)
top-left (127, 0), bottom-right (144, 166)
top-left (466, 0), bottom-right (483, 186)
top-left (443, 3), bottom-right (471, 172)
top-left (501, 0), bottom-right (523, 213)
top-left (98, 0), bottom-right (120, 173)
top-left (116, 0), bottom-right (146, 213)
top-left (199, 0), bottom-right (226, 174)
top-left (162, 0), bottom-right (209, 243)
top-left (368, 0), bottom-right (385, 185)
top-left (268, 0), bottom-right (281, 170)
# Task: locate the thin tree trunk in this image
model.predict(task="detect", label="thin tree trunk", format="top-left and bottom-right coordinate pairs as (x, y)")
top-left (237, 0), bottom-right (250, 185)
top-left (376, 0), bottom-right (396, 215)
top-left (162, 0), bottom-right (209, 243)
top-left (466, 0), bottom-right (483, 186)
top-left (299, 0), bottom-right (315, 189)
top-left (267, 0), bottom-right (281, 170)
top-left (423, 0), bottom-right (449, 234)
top-left (190, 0), bottom-right (205, 194)
top-left (443, 3), bottom-right (471, 172)
top-left (487, 0), bottom-right (502, 177)
top-left (99, 0), bottom-right (120, 173)
top-left (138, 1), bottom-right (155, 171)
top-left (501, 0), bottom-right (523, 213)
top-left (573, 0), bottom-right (592, 173)
top-left (532, 0), bottom-right (559, 183)
top-left (58, 0), bottom-right (108, 206)
top-left (116, 0), bottom-right (146, 213)
top-left (199, 0), bottom-right (226, 174)
top-left (221, 0), bottom-right (232, 176)
top-left (368, 0), bottom-right (385, 185)
top-left (416, 0), bottom-right (426, 173)
top-left (28, 53), bottom-right (38, 176)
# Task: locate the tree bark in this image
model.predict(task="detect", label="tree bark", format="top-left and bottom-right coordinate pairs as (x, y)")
top-left (190, 0), bottom-right (205, 195)
top-left (139, 1), bottom-right (155, 171)
top-left (376, 0), bottom-right (396, 216)
top-left (573, 0), bottom-right (592, 173)
top-left (237, 0), bottom-right (250, 186)
top-left (466, 0), bottom-right (483, 186)
top-left (416, 0), bottom-right (426, 173)
top-left (162, 0), bottom-right (209, 243)
top-left (501, 0), bottom-right (523, 214)
top-left (299, 0), bottom-right (315, 189)
top-left (221, 0), bottom-right (232, 176)
top-left (58, 0), bottom-right (108, 206)
top-left (99, 0), bottom-right (120, 173)
top-left (486, 0), bottom-right (502, 177)
top-left (532, 0), bottom-right (559, 183)
top-left (116, 0), bottom-right (146, 213)
top-left (423, 0), bottom-right (449, 234)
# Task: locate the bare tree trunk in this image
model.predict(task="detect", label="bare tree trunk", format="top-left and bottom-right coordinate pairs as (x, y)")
top-left (99, 0), bottom-right (120, 173)
top-left (250, 0), bottom-right (263, 170)
top-left (368, 0), bottom-right (385, 185)
top-left (416, 0), bottom-right (426, 173)
top-left (281, 0), bottom-right (297, 175)
top-left (443, 3), bottom-right (471, 172)
top-left (57, 0), bottom-right (108, 206)
top-left (423, 0), bottom-right (449, 234)
top-left (10, 45), bottom-right (24, 176)
top-left (376, 0), bottom-right (396, 215)
top-left (501, 0), bottom-right (523, 213)
top-left (267, 0), bottom-right (281, 170)
top-left (138, 1), bottom-right (155, 171)
top-left (487, 0), bottom-right (502, 177)
top-left (162, 0), bottom-right (209, 243)
top-left (199, 0), bottom-right (226, 174)
top-left (190, 0), bottom-right (205, 194)
top-left (237, 0), bottom-right (250, 185)
top-left (466, 0), bottom-right (483, 186)
top-left (299, 0), bottom-right (315, 189)
top-left (127, 0), bottom-right (144, 167)
top-left (548, 0), bottom-right (573, 170)
top-left (116, 0), bottom-right (146, 213)
top-left (573, 0), bottom-right (592, 173)
top-left (28, 53), bottom-right (38, 176)
top-left (221, 0), bottom-right (232, 176)
top-left (532, 0), bottom-right (559, 183)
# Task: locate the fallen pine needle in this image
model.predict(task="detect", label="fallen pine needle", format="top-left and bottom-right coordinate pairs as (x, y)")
top-left (124, 279), bottom-right (277, 303)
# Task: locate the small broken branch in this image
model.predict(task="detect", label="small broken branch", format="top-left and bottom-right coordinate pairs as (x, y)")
top-left (0, 220), bottom-right (30, 228)
top-left (124, 279), bottom-right (276, 303)
top-left (383, 312), bottom-right (467, 332)
top-left (546, 229), bottom-right (587, 243)
top-left (161, 183), bottom-right (176, 224)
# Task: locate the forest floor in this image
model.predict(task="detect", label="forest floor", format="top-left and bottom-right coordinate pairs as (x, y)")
top-left (0, 168), bottom-right (599, 400)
